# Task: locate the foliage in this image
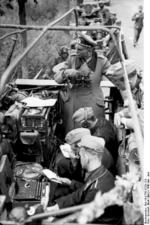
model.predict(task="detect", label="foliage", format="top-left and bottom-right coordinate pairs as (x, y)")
top-left (0, 0), bottom-right (72, 79)
top-left (53, 173), bottom-right (143, 225)
top-left (0, 0), bottom-right (14, 16)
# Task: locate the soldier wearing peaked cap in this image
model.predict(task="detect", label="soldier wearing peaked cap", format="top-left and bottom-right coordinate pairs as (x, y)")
top-left (65, 127), bottom-right (91, 145)
top-left (54, 34), bottom-right (133, 134)
top-left (72, 107), bottom-right (94, 126)
top-left (72, 107), bottom-right (118, 174)
top-left (79, 135), bottom-right (105, 154)
top-left (55, 128), bottom-right (91, 182)
top-left (50, 135), bottom-right (123, 224)
top-left (106, 59), bottom-right (143, 108)
top-left (106, 59), bottom-right (137, 90)
top-left (67, 123), bottom-right (116, 174)
top-left (54, 33), bottom-right (108, 134)
top-left (50, 128), bottom-right (91, 202)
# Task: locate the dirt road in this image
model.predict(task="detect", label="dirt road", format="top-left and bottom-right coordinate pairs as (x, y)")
top-left (109, 0), bottom-right (144, 70)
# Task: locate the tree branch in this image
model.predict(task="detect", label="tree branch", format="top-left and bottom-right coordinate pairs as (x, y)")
top-left (0, 30), bottom-right (26, 41)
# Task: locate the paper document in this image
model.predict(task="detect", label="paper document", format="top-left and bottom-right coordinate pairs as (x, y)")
top-left (15, 79), bottom-right (64, 86)
top-left (21, 97), bottom-right (57, 107)
top-left (60, 144), bottom-right (77, 159)
top-left (42, 169), bottom-right (62, 184)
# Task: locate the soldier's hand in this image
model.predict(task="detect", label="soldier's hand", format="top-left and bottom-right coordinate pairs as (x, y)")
top-left (64, 69), bottom-right (79, 78)
top-left (46, 204), bottom-right (59, 212)
top-left (59, 177), bottom-right (72, 185)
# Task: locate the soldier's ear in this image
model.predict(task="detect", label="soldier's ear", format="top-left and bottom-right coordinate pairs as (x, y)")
top-left (84, 152), bottom-right (89, 164)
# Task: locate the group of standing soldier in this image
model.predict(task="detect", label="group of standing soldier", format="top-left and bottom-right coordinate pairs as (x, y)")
top-left (43, 2), bottom-right (144, 224)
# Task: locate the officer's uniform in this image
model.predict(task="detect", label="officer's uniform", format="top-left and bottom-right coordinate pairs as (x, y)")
top-left (54, 136), bottom-right (123, 224)
top-left (54, 34), bottom-right (131, 134)
top-left (54, 34), bottom-right (110, 134)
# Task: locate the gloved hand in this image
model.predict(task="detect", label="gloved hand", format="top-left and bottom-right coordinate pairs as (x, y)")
top-left (64, 69), bottom-right (79, 78)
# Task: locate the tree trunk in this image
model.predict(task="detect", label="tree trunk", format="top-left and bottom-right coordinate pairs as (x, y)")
top-left (17, 0), bottom-right (28, 78)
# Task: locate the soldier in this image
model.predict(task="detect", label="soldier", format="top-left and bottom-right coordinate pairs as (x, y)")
top-left (98, 2), bottom-right (105, 13)
top-left (106, 59), bottom-right (144, 109)
top-left (48, 135), bottom-right (123, 225)
top-left (72, 107), bottom-right (118, 169)
top-left (54, 46), bottom-right (69, 65)
top-left (54, 33), bottom-right (131, 134)
top-left (98, 2), bottom-right (108, 24)
top-left (104, 20), bottom-right (128, 64)
top-left (43, 46), bottom-right (69, 79)
top-left (54, 33), bottom-right (109, 134)
top-left (114, 99), bottom-right (143, 177)
top-left (50, 128), bottom-right (90, 202)
top-left (114, 100), bottom-right (143, 137)
top-left (132, 5), bottom-right (144, 47)
top-left (55, 128), bottom-right (90, 181)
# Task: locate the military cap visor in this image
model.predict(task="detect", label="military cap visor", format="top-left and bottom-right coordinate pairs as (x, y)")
top-left (65, 128), bottom-right (91, 145)
top-left (80, 135), bottom-right (105, 154)
top-left (106, 60), bottom-right (137, 79)
top-left (77, 33), bottom-right (97, 48)
top-left (72, 107), bottom-right (94, 123)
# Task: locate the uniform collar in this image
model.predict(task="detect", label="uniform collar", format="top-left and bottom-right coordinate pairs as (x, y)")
top-left (85, 165), bottom-right (106, 182)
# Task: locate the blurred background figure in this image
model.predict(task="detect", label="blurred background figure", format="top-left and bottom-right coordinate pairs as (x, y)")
top-left (54, 46), bottom-right (69, 65)
top-left (43, 46), bottom-right (69, 79)
top-left (132, 5), bottom-right (144, 47)
top-left (106, 59), bottom-right (144, 109)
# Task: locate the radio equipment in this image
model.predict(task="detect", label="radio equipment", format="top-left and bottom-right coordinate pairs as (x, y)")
top-left (1, 79), bottom-right (64, 167)
top-left (20, 107), bottom-right (51, 132)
